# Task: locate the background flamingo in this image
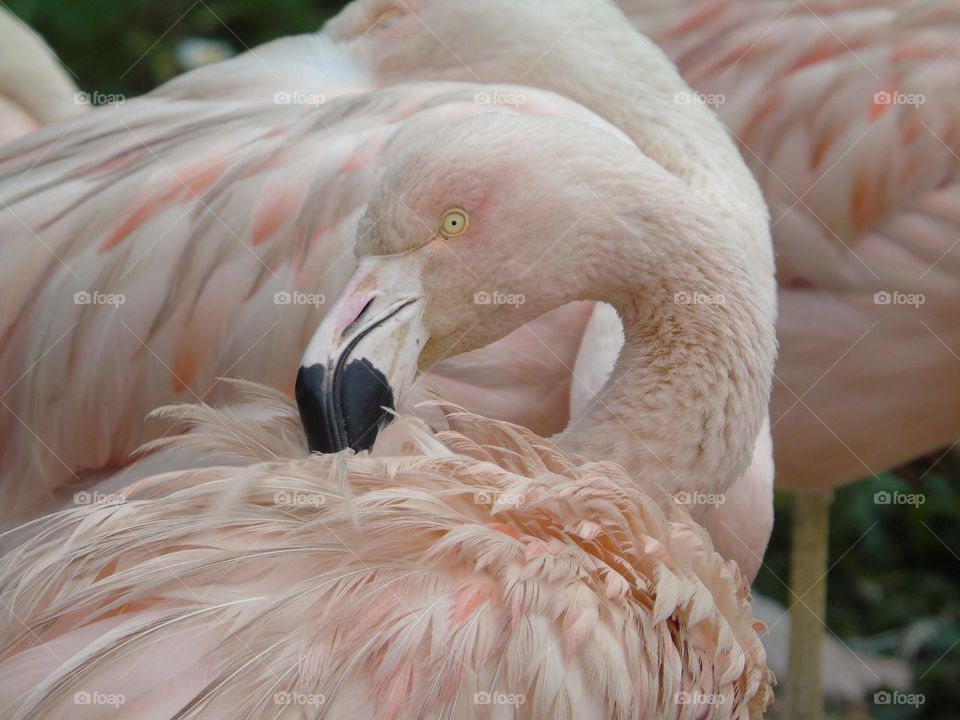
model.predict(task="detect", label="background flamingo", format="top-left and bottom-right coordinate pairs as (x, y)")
top-left (620, 0), bottom-right (960, 715)
top-left (0, 8), bottom-right (84, 145)
top-left (0, 107), bottom-right (778, 718)
top-left (0, 0), bottom-right (778, 581)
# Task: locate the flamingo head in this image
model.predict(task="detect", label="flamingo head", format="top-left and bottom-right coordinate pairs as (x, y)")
top-left (325, 0), bottom-right (638, 93)
top-left (297, 115), bottom-right (632, 453)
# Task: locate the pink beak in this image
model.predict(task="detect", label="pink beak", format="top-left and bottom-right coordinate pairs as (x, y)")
top-left (296, 254), bottom-right (428, 453)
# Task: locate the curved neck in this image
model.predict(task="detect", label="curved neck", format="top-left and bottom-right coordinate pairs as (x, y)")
top-left (514, 21), bottom-right (778, 502)
top-left (0, 14), bottom-right (78, 124)
top-left (554, 159), bottom-right (776, 509)
top-left (514, 13), bottom-right (776, 304)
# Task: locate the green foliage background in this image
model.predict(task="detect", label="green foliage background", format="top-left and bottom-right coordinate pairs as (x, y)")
top-left (5, 1), bottom-right (960, 717)
top-left (5, 0), bottom-right (349, 96)
top-left (757, 467), bottom-right (960, 719)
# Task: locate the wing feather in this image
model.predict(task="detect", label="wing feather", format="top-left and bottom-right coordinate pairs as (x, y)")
top-left (624, 0), bottom-right (960, 487)
top-left (0, 27), bottom-right (626, 519)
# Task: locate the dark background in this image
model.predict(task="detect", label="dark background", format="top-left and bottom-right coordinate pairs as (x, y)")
top-left (6, 0), bottom-right (348, 96)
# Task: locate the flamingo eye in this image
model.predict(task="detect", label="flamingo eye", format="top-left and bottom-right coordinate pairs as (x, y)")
top-left (373, 7), bottom-right (404, 31)
top-left (440, 210), bottom-right (469, 237)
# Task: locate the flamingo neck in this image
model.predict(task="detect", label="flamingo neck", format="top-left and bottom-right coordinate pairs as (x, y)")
top-left (556, 167), bottom-right (776, 512)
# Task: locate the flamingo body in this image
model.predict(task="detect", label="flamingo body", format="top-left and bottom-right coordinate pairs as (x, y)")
top-left (0, 0), bottom-right (779, 583)
top-left (0, 384), bottom-right (773, 720)
top-left (623, 0), bottom-right (960, 490)
top-left (0, 36), bottom-right (622, 521)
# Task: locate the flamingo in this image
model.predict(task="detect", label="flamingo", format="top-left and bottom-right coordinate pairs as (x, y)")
top-left (0, 8), bottom-right (84, 145)
top-left (619, 0), bottom-right (960, 714)
top-left (0, 0), bottom-right (777, 580)
top-left (0, 391), bottom-right (774, 720)
top-left (0, 110), bottom-right (776, 719)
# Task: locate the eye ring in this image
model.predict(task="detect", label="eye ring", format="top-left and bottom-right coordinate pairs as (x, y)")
top-left (440, 209), bottom-right (469, 238)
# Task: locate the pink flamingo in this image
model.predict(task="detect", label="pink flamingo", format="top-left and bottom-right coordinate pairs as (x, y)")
top-left (0, 8), bottom-right (83, 145)
top-left (0, 0), bottom-right (777, 579)
top-left (0, 111), bottom-right (776, 719)
top-left (621, 0), bottom-right (960, 714)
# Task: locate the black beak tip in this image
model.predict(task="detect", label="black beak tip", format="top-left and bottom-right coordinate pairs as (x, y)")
top-left (296, 363), bottom-right (335, 453)
top-left (296, 360), bottom-right (396, 455)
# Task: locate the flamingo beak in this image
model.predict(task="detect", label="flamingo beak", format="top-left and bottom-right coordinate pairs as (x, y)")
top-left (296, 254), bottom-right (427, 454)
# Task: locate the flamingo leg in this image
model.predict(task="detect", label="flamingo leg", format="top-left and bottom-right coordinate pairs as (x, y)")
top-left (786, 490), bottom-right (832, 720)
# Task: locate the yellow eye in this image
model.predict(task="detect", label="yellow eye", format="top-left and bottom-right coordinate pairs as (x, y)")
top-left (440, 210), bottom-right (469, 237)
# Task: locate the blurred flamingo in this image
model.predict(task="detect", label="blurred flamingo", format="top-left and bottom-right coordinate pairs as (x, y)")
top-left (0, 109), bottom-right (777, 719)
top-left (0, 8), bottom-right (84, 144)
top-left (621, 0), bottom-right (960, 714)
top-left (0, 0), bottom-right (778, 579)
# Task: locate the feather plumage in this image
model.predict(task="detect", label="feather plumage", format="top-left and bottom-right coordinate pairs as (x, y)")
top-left (0, 385), bottom-right (773, 719)
top-left (623, 0), bottom-right (960, 489)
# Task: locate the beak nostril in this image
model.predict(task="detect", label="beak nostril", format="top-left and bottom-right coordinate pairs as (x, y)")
top-left (340, 296), bottom-right (376, 340)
